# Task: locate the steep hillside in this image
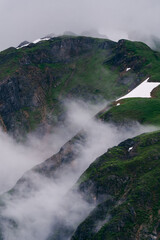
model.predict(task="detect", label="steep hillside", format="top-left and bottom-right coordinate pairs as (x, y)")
top-left (1, 36), bottom-right (160, 240)
top-left (106, 39), bottom-right (160, 82)
top-left (71, 130), bottom-right (160, 240)
top-left (98, 40), bottom-right (160, 126)
top-left (0, 36), bottom-right (159, 135)
top-left (0, 128), bottom-right (159, 240)
top-left (0, 36), bottom-right (120, 135)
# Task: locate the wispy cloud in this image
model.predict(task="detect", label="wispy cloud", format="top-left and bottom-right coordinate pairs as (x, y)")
top-left (0, 99), bottom-right (157, 240)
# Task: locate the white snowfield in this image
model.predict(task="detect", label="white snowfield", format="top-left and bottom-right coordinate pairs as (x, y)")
top-left (117, 78), bottom-right (160, 101)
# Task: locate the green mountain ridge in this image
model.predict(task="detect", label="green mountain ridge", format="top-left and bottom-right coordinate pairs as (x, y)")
top-left (0, 36), bottom-right (160, 135)
top-left (0, 36), bottom-right (160, 239)
top-left (0, 36), bottom-right (120, 135)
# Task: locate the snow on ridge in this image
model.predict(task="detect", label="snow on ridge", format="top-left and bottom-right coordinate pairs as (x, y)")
top-left (33, 37), bottom-right (50, 44)
top-left (33, 39), bottom-right (42, 44)
top-left (17, 37), bottom-right (51, 49)
top-left (17, 43), bottom-right (30, 49)
top-left (117, 77), bottom-right (160, 101)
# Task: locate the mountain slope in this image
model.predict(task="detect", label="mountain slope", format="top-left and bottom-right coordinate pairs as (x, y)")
top-left (71, 130), bottom-right (160, 240)
top-left (0, 125), bottom-right (158, 240)
top-left (0, 36), bottom-right (160, 240)
top-left (98, 40), bottom-right (160, 126)
top-left (0, 36), bottom-right (120, 135)
top-left (1, 36), bottom-right (160, 135)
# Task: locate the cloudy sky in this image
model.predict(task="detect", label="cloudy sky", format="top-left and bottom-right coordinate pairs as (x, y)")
top-left (0, 0), bottom-right (160, 51)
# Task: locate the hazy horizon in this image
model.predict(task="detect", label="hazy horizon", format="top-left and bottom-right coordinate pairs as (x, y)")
top-left (0, 0), bottom-right (160, 51)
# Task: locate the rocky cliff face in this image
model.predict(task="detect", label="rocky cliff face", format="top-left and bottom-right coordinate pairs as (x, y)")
top-left (0, 36), bottom-right (151, 136)
top-left (0, 37), bottom-right (117, 135)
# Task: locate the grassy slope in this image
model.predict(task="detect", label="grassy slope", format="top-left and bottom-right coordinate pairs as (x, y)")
top-left (72, 131), bottom-right (160, 240)
top-left (1, 37), bottom-right (160, 132)
top-left (99, 41), bottom-right (160, 126)
top-left (111, 40), bottom-right (160, 82)
top-left (0, 37), bottom-right (129, 133)
top-left (96, 39), bottom-right (160, 127)
top-left (16, 38), bottom-right (126, 101)
top-left (124, 40), bottom-right (160, 82)
top-left (100, 98), bottom-right (160, 126)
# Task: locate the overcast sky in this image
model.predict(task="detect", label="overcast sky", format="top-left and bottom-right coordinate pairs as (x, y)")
top-left (0, 0), bottom-right (160, 51)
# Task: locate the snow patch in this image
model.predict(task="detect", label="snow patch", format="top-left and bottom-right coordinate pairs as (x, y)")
top-left (117, 78), bottom-right (160, 101)
top-left (17, 37), bottom-right (51, 49)
top-left (33, 37), bottom-right (50, 44)
top-left (116, 103), bottom-right (120, 106)
top-left (126, 68), bottom-right (131, 72)
top-left (33, 39), bottom-right (41, 44)
top-left (128, 147), bottom-right (133, 152)
top-left (17, 43), bottom-right (30, 49)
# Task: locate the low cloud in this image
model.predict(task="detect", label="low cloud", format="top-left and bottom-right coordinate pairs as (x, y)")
top-left (0, 99), bottom-right (105, 194)
top-left (0, 99), bottom-right (157, 240)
